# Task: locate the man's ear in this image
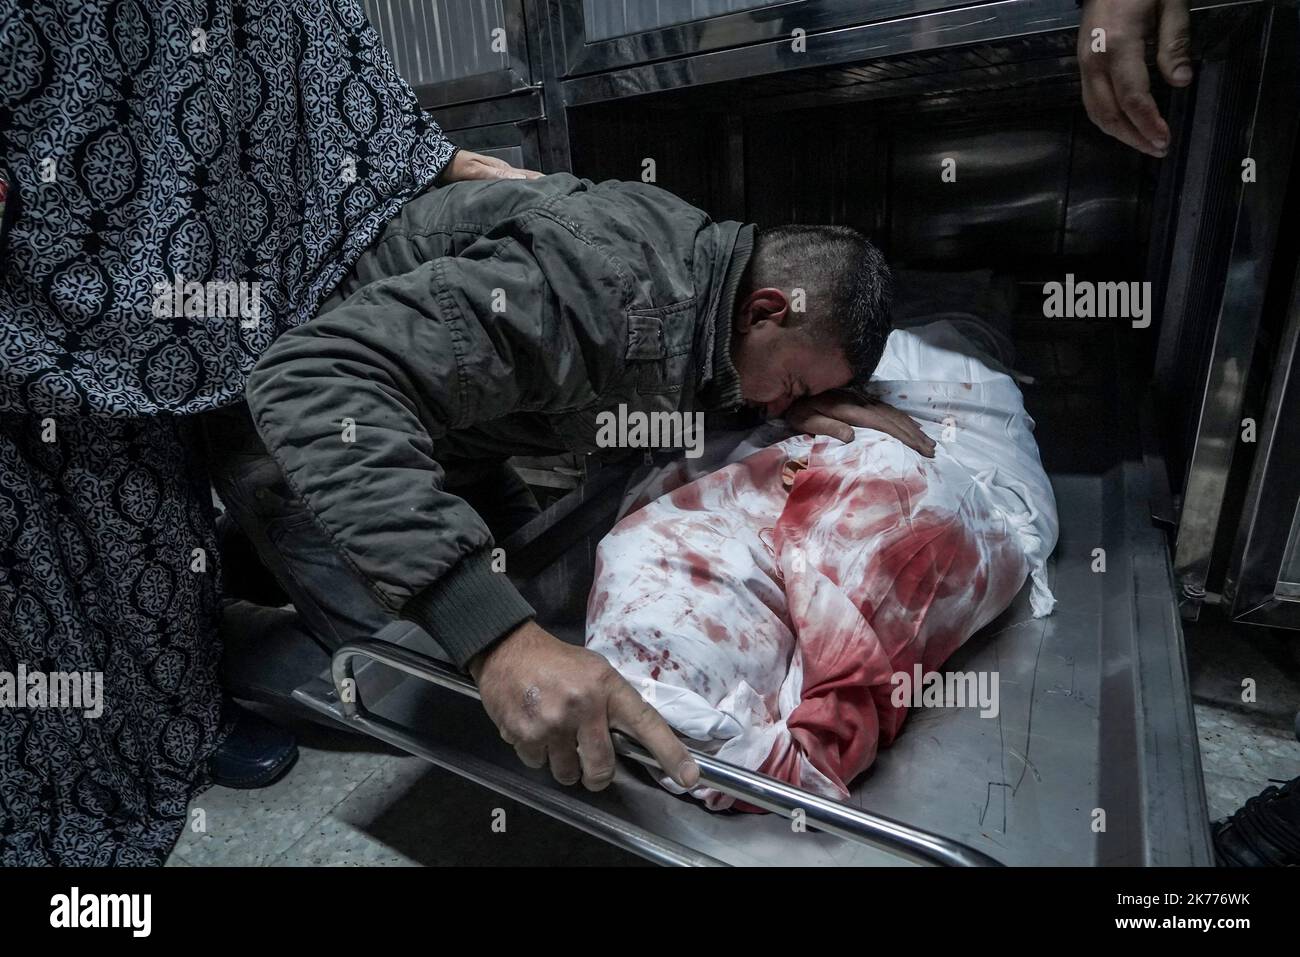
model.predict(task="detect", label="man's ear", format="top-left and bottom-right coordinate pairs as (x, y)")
top-left (735, 287), bottom-right (790, 334)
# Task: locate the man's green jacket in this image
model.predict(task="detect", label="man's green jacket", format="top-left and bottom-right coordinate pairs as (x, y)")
top-left (247, 173), bottom-right (755, 666)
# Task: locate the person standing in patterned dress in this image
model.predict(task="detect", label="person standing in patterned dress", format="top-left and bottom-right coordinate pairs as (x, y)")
top-left (0, 0), bottom-right (537, 865)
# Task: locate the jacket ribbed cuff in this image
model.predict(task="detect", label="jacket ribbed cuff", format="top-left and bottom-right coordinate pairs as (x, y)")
top-left (400, 549), bottom-right (535, 669)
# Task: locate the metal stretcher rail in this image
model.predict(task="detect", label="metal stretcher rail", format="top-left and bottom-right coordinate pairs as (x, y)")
top-left (331, 639), bottom-right (1003, 867)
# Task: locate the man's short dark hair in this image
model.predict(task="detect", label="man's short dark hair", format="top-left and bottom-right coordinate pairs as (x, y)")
top-left (745, 224), bottom-right (892, 384)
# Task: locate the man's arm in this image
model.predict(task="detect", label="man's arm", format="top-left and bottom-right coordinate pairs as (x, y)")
top-left (246, 225), bottom-right (699, 791)
top-left (786, 392), bottom-right (936, 455)
top-left (246, 249), bottom-right (576, 666)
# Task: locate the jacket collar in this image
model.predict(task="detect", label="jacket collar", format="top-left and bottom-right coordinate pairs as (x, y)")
top-left (697, 222), bottom-right (754, 411)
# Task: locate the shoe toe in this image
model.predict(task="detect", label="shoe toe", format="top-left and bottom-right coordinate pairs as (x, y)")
top-left (210, 707), bottom-right (299, 789)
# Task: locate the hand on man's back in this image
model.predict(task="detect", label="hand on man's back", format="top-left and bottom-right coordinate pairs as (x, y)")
top-left (440, 148), bottom-right (543, 182)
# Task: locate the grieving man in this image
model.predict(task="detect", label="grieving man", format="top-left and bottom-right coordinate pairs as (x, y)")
top-left (213, 172), bottom-right (932, 791)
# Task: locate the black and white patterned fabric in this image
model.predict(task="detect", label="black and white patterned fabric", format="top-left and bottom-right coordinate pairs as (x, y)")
top-left (0, 414), bottom-right (224, 866)
top-left (0, 0), bottom-right (456, 864)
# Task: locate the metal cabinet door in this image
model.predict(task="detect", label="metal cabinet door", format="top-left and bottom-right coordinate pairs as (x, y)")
top-left (363, 0), bottom-right (532, 106)
top-left (434, 116), bottom-right (542, 174)
top-left (553, 0), bottom-right (982, 77)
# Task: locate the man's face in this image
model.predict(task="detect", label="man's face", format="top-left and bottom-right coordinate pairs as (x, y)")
top-left (730, 288), bottom-right (853, 417)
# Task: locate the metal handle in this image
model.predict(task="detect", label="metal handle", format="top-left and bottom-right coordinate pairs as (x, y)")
top-left (331, 639), bottom-right (1003, 867)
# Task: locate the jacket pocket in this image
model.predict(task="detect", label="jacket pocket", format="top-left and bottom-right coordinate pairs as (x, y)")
top-left (228, 455), bottom-right (318, 538)
top-left (626, 300), bottom-right (696, 396)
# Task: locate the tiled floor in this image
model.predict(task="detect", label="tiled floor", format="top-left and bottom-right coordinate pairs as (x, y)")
top-left (166, 707), bottom-right (644, 867)
top-left (1185, 611), bottom-right (1300, 823)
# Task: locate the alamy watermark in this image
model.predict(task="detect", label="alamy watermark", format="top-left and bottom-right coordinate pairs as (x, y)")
top-left (595, 404), bottom-right (705, 459)
top-left (1042, 274), bottom-right (1151, 328)
top-left (0, 665), bottom-right (103, 718)
top-left (890, 664), bottom-right (999, 718)
top-left (50, 887), bottom-right (150, 937)
top-left (152, 276), bottom-right (261, 329)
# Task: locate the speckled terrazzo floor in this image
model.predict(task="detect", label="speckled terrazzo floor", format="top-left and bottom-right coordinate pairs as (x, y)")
top-left (1184, 611), bottom-right (1300, 823)
top-left (166, 707), bottom-right (645, 866)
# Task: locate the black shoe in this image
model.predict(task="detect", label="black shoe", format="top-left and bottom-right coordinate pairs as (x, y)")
top-left (210, 701), bottom-right (299, 789)
top-left (1213, 775), bottom-right (1300, 866)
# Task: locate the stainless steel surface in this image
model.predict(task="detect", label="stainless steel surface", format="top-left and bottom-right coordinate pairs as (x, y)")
top-left (1224, 252), bottom-right (1300, 625)
top-left (555, 0), bottom-right (1265, 108)
top-left (431, 114), bottom-right (537, 167)
top-left (845, 465), bottom-right (1211, 866)
top-left (420, 88), bottom-right (545, 171)
top-left (609, 735), bottom-right (1000, 866)
top-left (559, 0), bottom-right (1080, 105)
top-left (363, 0), bottom-right (534, 107)
top-left (597, 40), bottom-right (1101, 129)
top-left (1282, 512), bottom-right (1300, 600)
top-left (471, 143), bottom-right (526, 168)
top-left (290, 442), bottom-right (1211, 865)
top-left (360, 0), bottom-right (1276, 187)
top-left (581, 0), bottom-right (785, 43)
top-left (328, 639), bottom-right (1002, 866)
top-left (1166, 6), bottom-right (1300, 618)
top-left (423, 88), bottom-right (543, 127)
top-left (298, 666), bottom-right (724, 866)
top-left (1064, 113), bottom-right (1146, 261)
top-left (889, 118), bottom-right (1071, 265)
top-left (573, 92), bottom-right (1144, 269)
top-left (1152, 58), bottom-right (1224, 424)
top-left (558, 0), bottom-right (1058, 79)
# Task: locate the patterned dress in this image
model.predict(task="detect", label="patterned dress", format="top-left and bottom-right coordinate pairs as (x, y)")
top-left (0, 0), bottom-right (457, 864)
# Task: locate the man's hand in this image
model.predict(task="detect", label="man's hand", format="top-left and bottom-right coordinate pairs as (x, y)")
top-left (786, 391), bottom-right (936, 457)
top-left (1078, 0), bottom-right (1193, 157)
top-left (468, 621), bottom-right (700, 791)
top-left (440, 148), bottom-right (543, 183)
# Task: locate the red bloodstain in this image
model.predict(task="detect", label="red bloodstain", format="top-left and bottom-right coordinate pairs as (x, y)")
top-left (735, 446), bottom-right (787, 487)
top-left (669, 481), bottom-right (706, 511)
top-left (865, 508), bottom-right (979, 613)
top-left (682, 549), bottom-right (717, 591)
top-left (702, 618), bottom-right (749, 651)
top-left (618, 506), bottom-right (653, 530)
top-left (588, 589), bottom-right (610, 621)
top-left (703, 620), bottom-right (728, 644)
top-left (621, 636), bottom-right (657, 664)
top-left (647, 520), bottom-right (678, 541)
top-left (774, 469), bottom-right (830, 531)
